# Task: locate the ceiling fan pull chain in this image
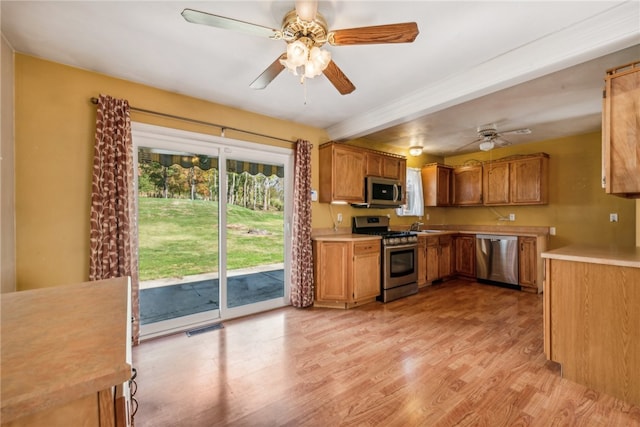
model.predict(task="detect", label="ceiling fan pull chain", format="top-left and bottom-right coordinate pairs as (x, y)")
top-left (303, 77), bottom-right (308, 105)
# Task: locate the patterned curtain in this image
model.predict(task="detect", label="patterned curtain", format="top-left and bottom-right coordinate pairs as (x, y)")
top-left (89, 94), bottom-right (140, 345)
top-left (290, 139), bottom-right (314, 307)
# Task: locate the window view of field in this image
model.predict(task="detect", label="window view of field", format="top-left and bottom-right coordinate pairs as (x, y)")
top-left (137, 149), bottom-right (285, 324)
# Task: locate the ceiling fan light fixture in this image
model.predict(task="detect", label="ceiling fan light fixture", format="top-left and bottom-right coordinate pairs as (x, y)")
top-left (479, 141), bottom-right (495, 151)
top-left (409, 146), bottom-right (423, 156)
top-left (281, 40), bottom-right (309, 73)
top-left (281, 40), bottom-right (331, 79)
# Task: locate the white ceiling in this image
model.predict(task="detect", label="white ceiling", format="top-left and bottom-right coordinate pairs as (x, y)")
top-left (2, 1), bottom-right (639, 155)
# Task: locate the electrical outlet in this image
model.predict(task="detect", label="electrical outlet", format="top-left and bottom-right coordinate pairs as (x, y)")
top-left (337, 213), bottom-right (343, 224)
top-left (426, 214), bottom-right (430, 220)
top-left (610, 213), bottom-right (618, 222)
top-left (509, 213), bottom-right (516, 221)
top-left (550, 227), bottom-right (556, 236)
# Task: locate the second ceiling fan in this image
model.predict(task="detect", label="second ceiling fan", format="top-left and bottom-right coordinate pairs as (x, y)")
top-left (181, 1), bottom-right (419, 95)
top-left (458, 124), bottom-right (532, 152)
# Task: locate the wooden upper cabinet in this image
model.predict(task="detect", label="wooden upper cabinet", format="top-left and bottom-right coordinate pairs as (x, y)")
top-left (453, 165), bottom-right (483, 205)
top-left (383, 156), bottom-right (404, 180)
top-left (483, 161), bottom-right (510, 205)
top-left (319, 142), bottom-right (365, 203)
top-left (366, 151), bottom-right (406, 181)
top-left (602, 61), bottom-right (640, 198)
top-left (366, 152), bottom-right (384, 177)
top-left (319, 142), bottom-right (407, 204)
top-left (510, 155), bottom-right (549, 204)
top-left (483, 154), bottom-right (549, 206)
top-left (422, 163), bottom-right (453, 206)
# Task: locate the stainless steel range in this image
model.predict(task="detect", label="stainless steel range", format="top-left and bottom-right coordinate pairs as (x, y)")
top-left (352, 216), bottom-right (418, 302)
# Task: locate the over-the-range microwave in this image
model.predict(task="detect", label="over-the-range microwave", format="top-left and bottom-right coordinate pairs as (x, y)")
top-left (352, 176), bottom-right (404, 208)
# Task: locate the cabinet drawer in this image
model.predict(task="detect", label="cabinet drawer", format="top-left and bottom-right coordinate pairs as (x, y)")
top-left (426, 237), bottom-right (439, 246)
top-left (354, 241), bottom-right (380, 254)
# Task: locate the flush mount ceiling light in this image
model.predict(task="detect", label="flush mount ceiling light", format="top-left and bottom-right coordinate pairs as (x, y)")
top-left (409, 146), bottom-right (424, 156)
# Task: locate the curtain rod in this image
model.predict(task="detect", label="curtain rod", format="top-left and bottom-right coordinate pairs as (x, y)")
top-left (90, 97), bottom-right (296, 144)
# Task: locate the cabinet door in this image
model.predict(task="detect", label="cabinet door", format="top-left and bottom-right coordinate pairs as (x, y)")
top-left (382, 156), bottom-right (403, 179)
top-left (352, 242), bottom-right (380, 300)
top-left (365, 152), bottom-right (384, 177)
top-left (436, 166), bottom-right (452, 206)
top-left (314, 241), bottom-right (350, 301)
top-left (518, 236), bottom-right (537, 290)
top-left (453, 165), bottom-right (483, 205)
top-left (510, 157), bottom-right (548, 204)
top-left (333, 146), bottom-right (366, 202)
top-left (483, 161), bottom-right (510, 205)
top-left (439, 235), bottom-right (453, 278)
top-left (425, 238), bottom-right (440, 282)
top-left (603, 64), bottom-right (640, 196)
top-left (416, 237), bottom-right (427, 286)
top-left (454, 234), bottom-right (476, 278)
top-left (422, 165), bottom-right (452, 206)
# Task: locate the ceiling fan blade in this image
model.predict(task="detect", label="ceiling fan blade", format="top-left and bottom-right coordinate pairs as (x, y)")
top-left (323, 60), bottom-right (356, 95)
top-left (181, 8), bottom-right (279, 39)
top-left (455, 138), bottom-right (483, 152)
top-left (495, 137), bottom-right (512, 147)
top-left (500, 128), bottom-right (532, 135)
top-left (250, 54), bottom-right (286, 90)
top-left (329, 22), bottom-right (419, 46)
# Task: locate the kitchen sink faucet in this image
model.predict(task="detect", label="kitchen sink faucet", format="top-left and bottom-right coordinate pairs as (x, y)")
top-left (410, 222), bottom-right (423, 231)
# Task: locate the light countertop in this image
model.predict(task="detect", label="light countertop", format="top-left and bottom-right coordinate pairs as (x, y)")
top-left (542, 245), bottom-right (640, 268)
top-left (1, 277), bottom-right (132, 423)
top-left (312, 234), bottom-right (382, 242)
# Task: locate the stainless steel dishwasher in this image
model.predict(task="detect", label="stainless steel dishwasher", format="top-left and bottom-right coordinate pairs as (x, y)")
top-left (475, 235), bottom-right (519, 286)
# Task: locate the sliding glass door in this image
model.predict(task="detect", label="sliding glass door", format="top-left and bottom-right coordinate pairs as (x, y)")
top-left (222, 157), bottom-right (286, 317)
top-left (133, 124), bottom-right (291, 339)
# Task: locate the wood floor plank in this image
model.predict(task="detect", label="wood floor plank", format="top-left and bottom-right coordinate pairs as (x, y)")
top-left (132, 280), bottom-right (640, 426)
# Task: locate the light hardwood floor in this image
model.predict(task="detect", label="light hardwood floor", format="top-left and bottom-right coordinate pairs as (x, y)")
top-left (132, 280), bottom-right (640, 426)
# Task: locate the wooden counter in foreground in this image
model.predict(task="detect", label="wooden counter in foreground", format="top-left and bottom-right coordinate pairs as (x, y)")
top-left (1, 277), bottom-right (132, 426)
top-left (541, 245), bottom-right (640, 406)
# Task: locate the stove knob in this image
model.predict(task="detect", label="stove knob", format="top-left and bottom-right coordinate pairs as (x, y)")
top-left (390, 238), bottom-right (398, 245)
top-left (401, 236), bottom-right (407, 243)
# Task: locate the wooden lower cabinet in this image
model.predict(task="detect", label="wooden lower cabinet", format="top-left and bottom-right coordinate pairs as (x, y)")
top-left (453, 234), bottom-right (476, 278)
top-left (417, 237), bottom-right (427, 287)
top-left (313, 238), bottom-right (381, 308)
top-left (544, 258), bottom-right (640, 406)
top-left (518, 236), bottom-right (537, 292)
top-left (423, 235), bottom-right (454, 284)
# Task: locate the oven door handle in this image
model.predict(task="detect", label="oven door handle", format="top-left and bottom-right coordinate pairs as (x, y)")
top-left (385, 243), bottom-right (417, 251)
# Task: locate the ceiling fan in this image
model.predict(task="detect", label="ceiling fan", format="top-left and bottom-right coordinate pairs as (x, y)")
top-left (181, 1), bottom-right (419, 95)
top-left (459, 123), bottom-right (532, 152)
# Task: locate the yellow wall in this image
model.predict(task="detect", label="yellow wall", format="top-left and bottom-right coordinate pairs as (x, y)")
top-left (14, 54), bottom-right (328, 290)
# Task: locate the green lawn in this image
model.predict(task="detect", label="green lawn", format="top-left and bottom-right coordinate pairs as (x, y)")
top-left (138, 198), bottom-right (284, 281)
